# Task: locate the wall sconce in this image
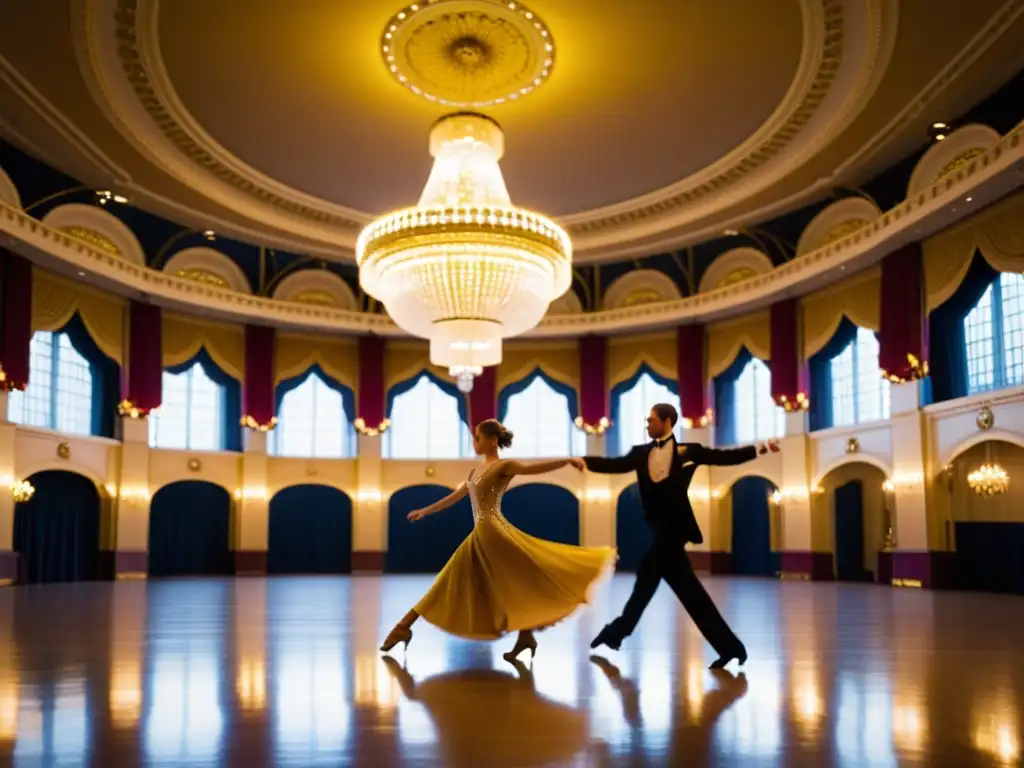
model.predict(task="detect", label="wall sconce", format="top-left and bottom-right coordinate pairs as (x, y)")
top-left (358, 489), bottom-right (382, 503)
top-left (119, 486), bottom-right (152, 503)
top-left (770, 489), bottom-right (784, 506)
top-left (11, 480), bottom-right (34, 503)
top-left (235, 487), bottom-right (268, 502)
top-left (976, 404), bottom-right (994, 431)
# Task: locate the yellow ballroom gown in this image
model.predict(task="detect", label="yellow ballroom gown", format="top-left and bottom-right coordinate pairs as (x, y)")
top-left (414, 463), bottom-right (617, 640)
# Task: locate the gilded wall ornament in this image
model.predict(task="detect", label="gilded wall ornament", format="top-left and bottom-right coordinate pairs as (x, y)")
top-left (56, 442), bottom-right (71, 459)
top-left (976, 404), bottom-right (994, 431)
top-left (846, 437), bottom-right (860, 453)
top-left (425, 465), bottom-right (436, 477)
top-left (187, 457), bottom-right (202, 472)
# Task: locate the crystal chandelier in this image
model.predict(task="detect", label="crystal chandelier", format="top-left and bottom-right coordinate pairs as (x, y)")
top-left (356, 113), bottom-right (572, 393)
top-left (967, 463), bottom-right (1009, 498)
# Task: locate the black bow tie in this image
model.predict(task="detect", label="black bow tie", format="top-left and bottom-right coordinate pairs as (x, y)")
top-left (654, 437), bottom-right (672, 448)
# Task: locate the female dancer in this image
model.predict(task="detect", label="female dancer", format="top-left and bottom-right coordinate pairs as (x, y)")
top-left (380, 419), bottom-right (616, 661)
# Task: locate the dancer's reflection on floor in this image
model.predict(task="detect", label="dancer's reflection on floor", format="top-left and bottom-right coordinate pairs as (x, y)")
top-left (381, 655), bottom-right (591, 768)
top-left (589, 654), bottom-right (748, 763)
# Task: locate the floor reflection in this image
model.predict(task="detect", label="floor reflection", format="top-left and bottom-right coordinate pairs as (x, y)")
top-left (0, 574), bottom-right (1023, 765)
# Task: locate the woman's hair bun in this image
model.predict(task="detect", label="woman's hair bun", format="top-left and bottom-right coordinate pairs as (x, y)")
top-left (478, 419), bottom-right (514, 449)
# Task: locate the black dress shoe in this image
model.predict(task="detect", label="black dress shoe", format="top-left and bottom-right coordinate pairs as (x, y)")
top-left (590, 625), bottom-right (623, 651)
top-left (709, 644), bottom-right (747, 670)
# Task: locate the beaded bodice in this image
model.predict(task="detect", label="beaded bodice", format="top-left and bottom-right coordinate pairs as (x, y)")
top-left (468, 463), bottom-right (512, 525)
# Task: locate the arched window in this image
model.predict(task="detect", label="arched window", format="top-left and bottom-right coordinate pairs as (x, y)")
top-left (735, 358), bottom-right (785, 443)
top-left (501, 374), bottom-right (586, 458)
top-left (964, 272), bottom-right (1024, 394)
top-left (270, 369), bottom-right (355, 458)
top-left (382, 373), bottom-right (472, 459)
top-left (614, 369), bottom-right (681, 456)
top-left (8, 331), bottom-right (94, 436)
top-left (829, 327), bottom-right (890, 426)
top-left (149, 361), bottom-right (228, 451)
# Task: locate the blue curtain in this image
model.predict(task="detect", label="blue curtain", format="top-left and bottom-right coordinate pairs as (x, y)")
top-left (275, 364), bottom-right (357, 449)
top-left (502, 484), bottom-right (580, 544)
top-left (834, 480), bottom-right (869, 581)
top-left (928, 253), bottom-right (998, 403)
top-left (607, 363), bottom-right (679, 455)
top-left (955, 522), bottom-right (1024, 595)
top-left (268, 485), bottom-right (353, 574)
top-left (148, 481), bottom-right (233, 577)
top-left (615, 483), bottom-right (653, 571)
top-left (387, 370), bottom-right (470, 428)
top-left (730, 476), bottom-right (777, 576)
top-left (167, 348), bottom-right (242, 451)
top-left (497, 367), bottom-right (579, 422)
top-left (385, 485), bottom-right (473, 573)
top-left (13, 471), bottom-right (102, 583)
top-left (714, 347), bottom-right (753, 446)
top-left (60, 313), bottom-right (120, 438)
top-left (808, 317), bottom-right (860, 432)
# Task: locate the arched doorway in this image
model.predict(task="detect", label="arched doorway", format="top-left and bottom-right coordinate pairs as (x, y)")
top-left (13, 470), bottom-right (102, 583)
top-left (947, 440), bottom-right (1024, 595)
top-left (148, 481), bottom-right (233, 577)
top-left (503, 484), bottom-right (579, 544)
top-left (615, 484), bottom-right (653, 572)
top-left (817, 461), bottom-right (888, 582)
top-left (268, 485), bottom-right (353, 574)
top-left (729, 476), bottom-right (778, 577)
top-left (386, 485), bottom-right (473, 573)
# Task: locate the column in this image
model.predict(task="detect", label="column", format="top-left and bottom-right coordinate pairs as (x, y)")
top-left (353, 336), bottom-right (387, 571)
top-left (888, 382), bottom-right (933, 588)
top-left (114, 417), bottom-right (151, 579)
top-left (236, 430), bottom-right (270, 575)
top-left (354, 434), bottom-right (385, 570)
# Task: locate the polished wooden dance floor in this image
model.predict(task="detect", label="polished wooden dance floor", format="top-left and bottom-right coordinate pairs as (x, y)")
top-left (0, 574), bottom-right (1021, 767)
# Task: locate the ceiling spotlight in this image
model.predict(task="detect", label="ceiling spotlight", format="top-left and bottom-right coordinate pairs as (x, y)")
top-left (928, 122), bottom-right (951, 142)
top-left (965, 196), bottom-right (973, 202)
top-left (203, 230), bottom-right (215, 240)
top-left (112, 194), bottom-right (129, 204)
top-left (724, 229), bottom-right (740, 237)
top-left (77, 271), bottom-right (86, 277)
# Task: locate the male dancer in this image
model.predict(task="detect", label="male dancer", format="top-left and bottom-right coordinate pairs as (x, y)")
top-left (584, 403), bottom-right (778, 668)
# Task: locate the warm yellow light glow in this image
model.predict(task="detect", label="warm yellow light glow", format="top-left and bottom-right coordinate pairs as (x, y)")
top-left (235, 486), bottom-right (268, 502)
top-left (11, 480), bottom-right (34, 503)
top-left (574, 415), bottom-right (610, 435)
top-left (355, 654), bottom-right (399, 709)
top-left (357, 113), bottom-right (572, 393)
top-left (109, 661), bottom-right (142, 728)
top-left (119, 486), bottom-right (151, 503)
top-left (967, 462), bottom-right (1009, 498)
top-left (0, 672), bottom-right (17, 742)
top-left (893, 703), bottom-right (927, 752)
top-left (358, 489), bottom-right (383, 503)
top-left (236, 657), bottom-right (266, 711)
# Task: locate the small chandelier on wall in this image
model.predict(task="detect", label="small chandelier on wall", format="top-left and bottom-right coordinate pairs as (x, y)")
top-left (967, 463), bottom-right (1009, 499)
top-left (11, 480), bottom-right (35, 503)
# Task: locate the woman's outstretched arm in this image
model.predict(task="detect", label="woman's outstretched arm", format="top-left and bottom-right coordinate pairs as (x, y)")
top-left (407, 483), bottom-right (469, 521)
top-left (501, 457), bottom-right (587, 477)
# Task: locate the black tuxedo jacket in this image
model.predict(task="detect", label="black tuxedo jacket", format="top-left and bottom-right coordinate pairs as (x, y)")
top-left (584, 439), bottom-right (757, 545)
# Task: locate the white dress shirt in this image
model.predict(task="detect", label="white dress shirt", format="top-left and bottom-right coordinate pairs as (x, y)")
top-left (647, 437), bottom-right (675, 483)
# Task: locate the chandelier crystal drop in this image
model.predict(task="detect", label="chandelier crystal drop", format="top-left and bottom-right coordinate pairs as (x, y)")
top-left (966, 462), bottom-right (1009, 499)
top-left (356, 113), bottom-right (572, 392)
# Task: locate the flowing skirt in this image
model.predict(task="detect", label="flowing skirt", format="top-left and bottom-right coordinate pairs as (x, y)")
top-left (414, 514), bottom-right (617, 640)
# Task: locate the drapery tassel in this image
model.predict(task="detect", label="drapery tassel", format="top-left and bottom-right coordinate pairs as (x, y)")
top-left (576, 335), bottom-right (610, 433)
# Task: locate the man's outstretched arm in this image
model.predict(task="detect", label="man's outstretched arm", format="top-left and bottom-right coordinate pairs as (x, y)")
top-left (682, 440), bottom-right (779, 466)
top-left (584, 448), bottom-right (639, 474)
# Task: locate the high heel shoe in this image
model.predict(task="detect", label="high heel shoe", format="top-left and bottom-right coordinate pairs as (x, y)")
top-left (380, 625), bottom-right (413, 653)
top-left (503, 634), bottom-right (538, 663)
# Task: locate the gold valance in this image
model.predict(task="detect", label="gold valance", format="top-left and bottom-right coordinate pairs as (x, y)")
top-left (607, 331), bottom-right (677, 390)
top-left (707, 311), bottom-right (770, 379)
top-left (925, 190), bottom-right (1024, 312)
top-left (275, 332), bottom-right (358, 391)
top-left (31, 270), bottom-right (125, 363)
top-left (498, 340), bottom-right (580, 393)
top-left (801, 268), bottom-right (881, 358)
top-left (162, 313), bottom-right (244, 380)
top-left (384, 341), bottom-right (450, 392)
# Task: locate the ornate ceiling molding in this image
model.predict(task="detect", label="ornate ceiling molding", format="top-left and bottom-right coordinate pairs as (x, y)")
top-left (73, 0), bottom-right (905, 262)
top-left (4, 124), bottom-right (1020, 338)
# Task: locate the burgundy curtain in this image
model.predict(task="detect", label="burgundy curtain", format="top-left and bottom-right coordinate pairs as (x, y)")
top-left (879, 243), bottom-right (928, 382)
top-left (468, 366), bottom-right (497, 427)
top-left (577, 335), bottom-right (609, 432)
top-left (770, 299), bottom-right (808, 411)
top-left (120, 302), bottom-right (162, 416)
top-left (357, 335), bottom-right (387, 435)
top-left (676, 324), bottom-right (709, 427)
top-left (242, 325), bottom-right (276, 430)
top-left (0, 249), bottom-right (32, 391)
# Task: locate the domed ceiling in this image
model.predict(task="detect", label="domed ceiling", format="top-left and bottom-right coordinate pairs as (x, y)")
top-left (1, 0), bottom-right (1023, 263)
